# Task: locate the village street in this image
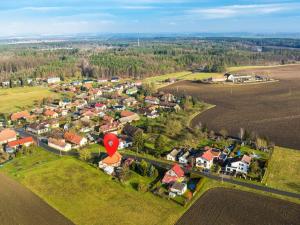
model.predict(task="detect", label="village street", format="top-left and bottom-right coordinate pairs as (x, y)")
top-left (16, 128), bottom-right (300, 200)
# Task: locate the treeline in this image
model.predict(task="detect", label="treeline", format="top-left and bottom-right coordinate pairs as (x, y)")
top-left (1, 38), bottom-right (300, 81)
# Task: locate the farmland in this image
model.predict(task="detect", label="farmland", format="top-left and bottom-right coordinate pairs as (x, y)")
top-left (0, 86), bottom-right (58, 113)
top-left (0, 173), bottom-right (74, 225)
top-left (1, 149), bottom-right (184, 225)
top-left (263, 146), bottom-right (300, 194)
top-left (162, 64), bottom-right (300, 150)
top-left (176, 188), bottom-right (300, 225)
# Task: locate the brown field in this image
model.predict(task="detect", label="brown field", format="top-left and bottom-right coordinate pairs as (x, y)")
top-left (176, 188), bottom-right (300, 225)
top-left (0, 173), bottom-right (74, 225)
top-left (162, 65), bottom-right (300, 150)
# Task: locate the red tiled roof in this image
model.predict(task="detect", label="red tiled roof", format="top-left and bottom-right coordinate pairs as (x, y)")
top-left (64, 132), bottom-right (83, 145)
top-left (201, 150), bottom-right (214, 161)
top-left (7, 137), bottom-right (34, 148)
top-left (101, 152), bottom-right (122, 165)
top-left (11, 111), bottom-right (31, 121)
top-left (172, 163), bottom-right (185, 177)
top-left (95, 103), bottom-right (105, 108)
top-left (120, 110), bottom-right (135, 117)
top-left (0, 129), bottom-right (17, 143)
top-left (44, 109), bottom-right (56, 117)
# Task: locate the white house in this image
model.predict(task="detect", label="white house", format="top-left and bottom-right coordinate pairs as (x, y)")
top-left (118, 138), bottom-right (133, 149)
top-left (47, 77), bottom-right (61, 84)
top-left (167, 149), bottom-right (180, 161)
top-left (225, 155), bottom-right (252, 174)
top-left (170, 182), bottom-right (187, 196)
top-left (195, 150), bottom-right (214, 169)
top-left (179, 151), bottom-right (190, 165)
top-left (48, 138), bottom-right (72, 152)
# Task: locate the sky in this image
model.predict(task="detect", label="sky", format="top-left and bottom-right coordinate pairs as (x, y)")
top-left (0, 0), bottom-right (300, 36)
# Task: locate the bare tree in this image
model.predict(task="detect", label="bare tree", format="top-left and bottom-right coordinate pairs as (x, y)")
top-left (239, 128), bottom-right (245, 141)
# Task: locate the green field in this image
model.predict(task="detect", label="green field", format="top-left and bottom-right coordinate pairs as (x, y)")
top-left (1, 148), bottom-right (183, 225)
top-left (0, 86), bottom-right (58, 113)
top-left (263, 147), bottom-right (300, 194)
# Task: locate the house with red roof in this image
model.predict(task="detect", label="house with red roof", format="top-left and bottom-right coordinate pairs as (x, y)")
top-left (7, 137), bottom-right (34, 149)
top-left (195, 149), bottom-right (215, 169)
top-left (43, 109), bottom-right (58, 118)
top-left (10, 111), bottom-right (31, 122)
top-left (64, 131), bottom-right (87, 148)
top-left (99, 152), bottom-right (122, 175)
top-left (95, 103), bottom-right (107, 111)
top-left (0, 129), bottom-right (17, 145)
top-left (162, 164), bottom-right (185, 184)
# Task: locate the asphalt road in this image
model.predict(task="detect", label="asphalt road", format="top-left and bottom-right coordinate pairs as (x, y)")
top-left (17, 128), bottom-right (300, 200)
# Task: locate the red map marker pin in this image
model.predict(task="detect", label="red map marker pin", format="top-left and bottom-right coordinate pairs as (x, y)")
top-left (103, 133), bottom-right (119, 157)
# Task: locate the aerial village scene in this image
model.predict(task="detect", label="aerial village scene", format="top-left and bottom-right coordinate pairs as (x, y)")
top-left (0, 75), bottom-right (272, 206)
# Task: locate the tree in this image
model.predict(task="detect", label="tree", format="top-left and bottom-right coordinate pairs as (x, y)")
top-left (165, 120), bottom-right (182, 137)
top-left (154, 135), bottom-right (168, 155)
top-left (142, 82), bottom-right (156, 96)
top-left (239, 128), bottom-right (245, 141)
top-left (132, 130), bottom-right (144, 154)
top-left (255, 137), bottom-right (268, 150)
top-left (79, 148), bottom-right (91, 161)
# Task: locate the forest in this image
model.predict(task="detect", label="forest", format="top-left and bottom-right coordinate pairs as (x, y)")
top-left (0, 37), bottom-right (300, 81)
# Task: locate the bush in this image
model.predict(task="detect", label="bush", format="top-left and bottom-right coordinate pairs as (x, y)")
top-left (137, 182), bottom-right (148, 193)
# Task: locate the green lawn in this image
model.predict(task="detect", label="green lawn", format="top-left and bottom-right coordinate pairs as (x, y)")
top-left (1, 149), bottom-right (183, 225)
top-left (263, 146), bottom-right (300, 194)
top-left (0, 86), bottom-right (58, 113)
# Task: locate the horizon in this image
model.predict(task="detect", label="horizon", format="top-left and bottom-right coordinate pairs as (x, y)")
top-left (1, 0), bottom-right (300, 36)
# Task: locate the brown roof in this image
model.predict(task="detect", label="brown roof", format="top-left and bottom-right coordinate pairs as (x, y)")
top-left (120, 110), bottom-right (135, 117)
top-left (48, 138), bottom-right (67, 148)
top-left (64, 132), bottom-right (83, 145)
top-left (0, 129), bottom-right (17, 143)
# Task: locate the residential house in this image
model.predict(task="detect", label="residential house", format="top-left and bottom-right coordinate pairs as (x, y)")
top-left (161, 93), bottom-right (175, 102)
top-left (179, 151), bottom-right (190, 165)
top-left (170, 182), bottom-right (187, 196)
top-left (95, 103), bottom-right (107, 111)
top-left (11, 111), bottom-right (31, 122)
top-left (98, 152), bottom-right (122, 175)
top-left (64, 132), bottom-right (87, 148)
top-left (48, 137), bottom-right (72, 152)
top-left (122, 97), bottom-right (137, 107)
top-left (167, 148), bottom-right (180, 161)
top-left (118, 137), bottom-right (133, 149)
top-left (98, 78), bottom-right (108, 83)
top-left (47, 77), bottom-right (61, 84)
top-left (0, 129), bottom-right (17, 145)
top-left (44, 109), bottom-right (58, 118)
top-left (126, 87), bottom-right (138, 95)
top-left (99, 122), bottom-right (120, 134)
top-left (195, 150), bottom-right (214, 169)
top-left (122, 124), bottom-right (142, 137)
top-left (119, 111), bottom-right (140, 124)
top-left (27, 122), bottom-right (49, 135)
top-left (162, 164), bottom-right (185, 184)
top-left (110, 77), bottom-right (120, 83)
top-left (145, 96), bottom-right (160, 105)
top-left (225, 155), bottom-right (252, 174)
top-left (7, 137), bottom-right (34, 149)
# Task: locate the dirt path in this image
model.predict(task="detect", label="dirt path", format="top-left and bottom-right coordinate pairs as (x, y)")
top-left (0, 173), bottom-right (74, 225)
top-left (176, 188), bottom-right (300, 225)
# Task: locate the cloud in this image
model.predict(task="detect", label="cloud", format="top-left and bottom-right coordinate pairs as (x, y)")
top-left (187, 3), bottom-right (300, 19)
